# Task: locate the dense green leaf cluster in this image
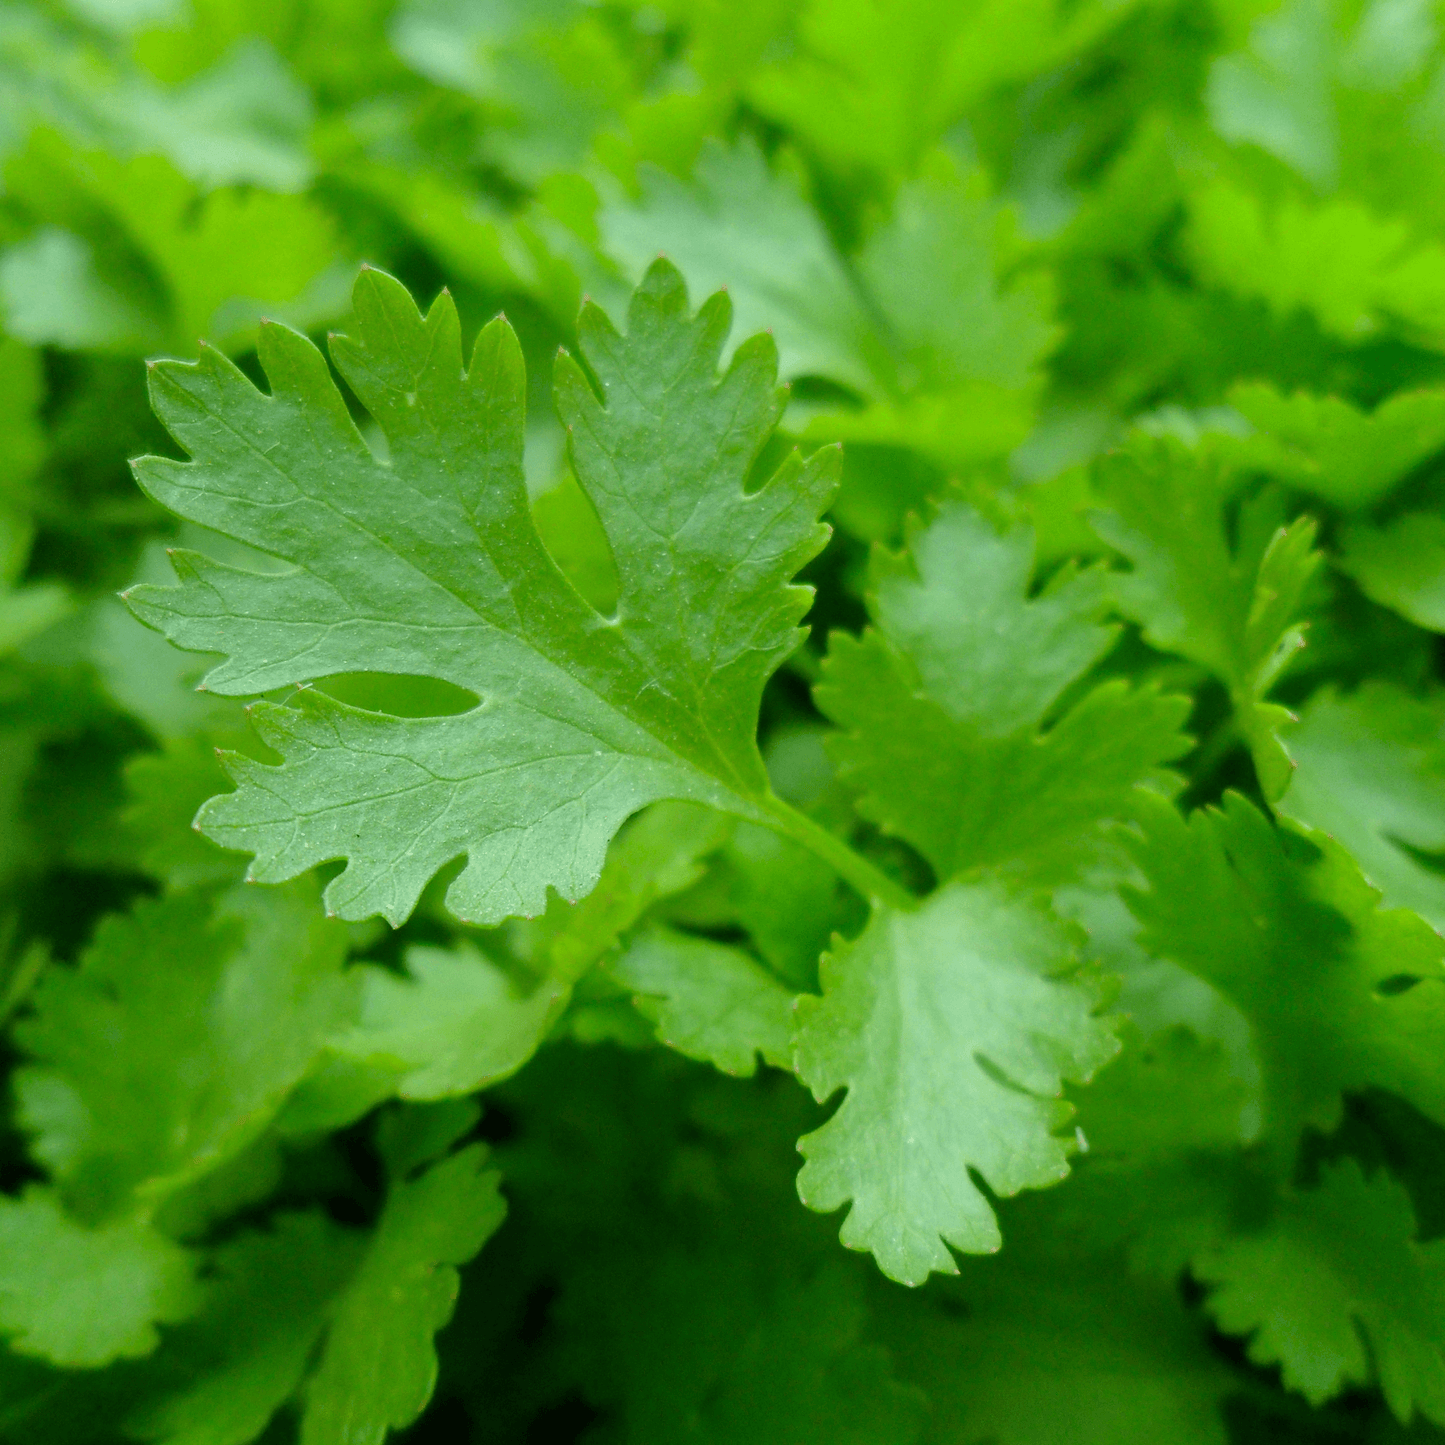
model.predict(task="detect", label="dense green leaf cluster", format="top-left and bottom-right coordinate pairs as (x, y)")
top-left (5, 0), bottom-right (1445, 1441)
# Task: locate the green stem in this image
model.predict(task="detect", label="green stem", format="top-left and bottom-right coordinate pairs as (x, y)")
top-left (756, 794), bottom-right (917, 912)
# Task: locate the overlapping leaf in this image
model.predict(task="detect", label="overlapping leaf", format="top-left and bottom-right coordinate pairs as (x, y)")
top-left (1126, 791), bottom-right (1445, 1153)
top-left (1197, 1160), bottom-right (1445, 1422)
top-left (1092, 435), bottom-right (1320, 799)
top-left (13, 882), bottom-right (349, 1218)
top-left (819, 498), bottom-right (1189, 884)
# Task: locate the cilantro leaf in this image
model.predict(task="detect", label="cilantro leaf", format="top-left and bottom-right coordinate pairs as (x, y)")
top-left (1, 132), bottom-right (343, 355)
top-left (599, 139), bottom-right (881, 393)
top-left (128, 1212), bottom-right (362, 1445)
top-left (1277, 683), bottom-right (1445, 931)
top-left (1126, 791), bottom-right (1445, 1153)
top-left (610, 925), bottom-right (794, 1077)
top-left (1197, 1160), bottom-right (1445, 1421)
top-left (1229, 381), bottom-right (1445, 510)
top-left (792, 881), bottom-right (1117, 1285)
top-left (0, 1188), bottom-right (197, 1368)
top-left (13, 883), bottom-right (349, 1217)
top-left (299, 1144), bottom-right (505, 1445)
top-left (876, 1245), bottom-right (1232, 1445)
top-left (126, 260), bottom-right (836, 925)
top-left (1092, 435), bottom-right (1320, 799)
top-left (1340, 510), bottom-right (1445, 631)
top-left (333, 942), bottom-right (569, 1101)
top-left (601, 144), bottom-right (1055, 465)
top-left (818, 500), bottom-right (1189, 884)
top-left (1185, 178), bottom-right (1445, 347)
top-left (747, 0), bottom-right (1134, 180)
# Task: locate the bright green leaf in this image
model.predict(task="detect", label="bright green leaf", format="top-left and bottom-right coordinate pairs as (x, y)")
top-left (793, 881), bottom-right (1118, 1284)
top-left (0, 1188), bottom-right (197, 1369)
top-left (611, 925), bottom-right (794, 1077)
top-left (1278, 683), bottom-right (1445, 930)
top-left (333, 942), bottom-right (569, 1100)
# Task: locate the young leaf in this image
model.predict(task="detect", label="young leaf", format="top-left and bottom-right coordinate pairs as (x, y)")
top-left (299, 1144), bottom-right (506, 1445)
top-left (792, 881), bottom-right (1118, 1285)
top-left (1092, 435), bottom-right (1320, 799)
top-left (819, 500), bottom-right (1189, 884)
top-left (599, 138), bottom-right (880, 392)
top-left (1229, 382), bottom-right (1445, 510)
top-left (125, 260), bottom-right (837, 925)
top-left (610, 926), bottom-right (794, 1077)
top-left (0, 1189), bottom-right (197, 1369)
top-left (1196, 1160), bottom-right (1445, 1421)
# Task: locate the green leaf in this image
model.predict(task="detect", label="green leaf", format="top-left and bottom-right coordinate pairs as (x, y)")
top-left (13, 883), bottom-right (350, 1217)
top-left (601, 145), bottom-right (1056, 465)
top-left (1207, 0), bottom-right (1341, 189)
top-left (1340, 510), bottom-right (1445, 631)
top-left (610, 925), bottom-right (794, 1077)
top-left (685, 1265), bottom-right (928, 1445)
top-left (1229, 381), bottom-right (1445, 510)
top-left (1, 132), bottom-right (343, 354)
top-left (1185, 178), bottom-right (1445, 345)
top-left (875, 1245), bottom-right (1232, 1445)
top-left (332, 942), bottom-right (569, 1100)
top-left (819, 500), bottom-right (1189, 884)
top-left (120, 739), bottom-right (241, 891)
top-left (1277, 683), bottom-right (1445, 931)
top-left (517, 798), bottom-right (732, 982)
top-left (815, 151), bottom-right (1056, 464)
top-left (792, 881), bottom-right (1118, 1285)
top-left (128, 1213), bottom-right (362, 1445)
top-left (599, 138), bottom-right (881, 392)
top-left (299, 1144), bottom-right (506, 1445)
top-left (0, 1188), bottom-right (197, 1368)
top-left (1126, 791), bottom-right (1445, 1154)
top-left (1196, 1160), bottom-right (1445, 1421)
top-left (747, 0), bottom-right (1136, 179)
top-left (126, 259), bottom-right (836, 925)
top-left (1092, 435), bottom-right (1321, 799)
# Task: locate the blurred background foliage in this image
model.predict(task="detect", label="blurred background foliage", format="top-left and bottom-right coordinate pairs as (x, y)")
top-left (5, 0), bottom-right (1445, 1441)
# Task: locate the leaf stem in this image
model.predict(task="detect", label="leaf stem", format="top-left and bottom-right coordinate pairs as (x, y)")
top-left (757, 795), bottom-right (917, 912)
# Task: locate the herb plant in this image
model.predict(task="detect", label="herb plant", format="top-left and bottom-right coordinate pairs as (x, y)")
top-left (4, 2), bottom-right (1445, 1443)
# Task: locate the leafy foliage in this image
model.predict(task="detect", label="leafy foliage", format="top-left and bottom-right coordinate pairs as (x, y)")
top-left (6, 0), bottom-right (1445, 1441)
